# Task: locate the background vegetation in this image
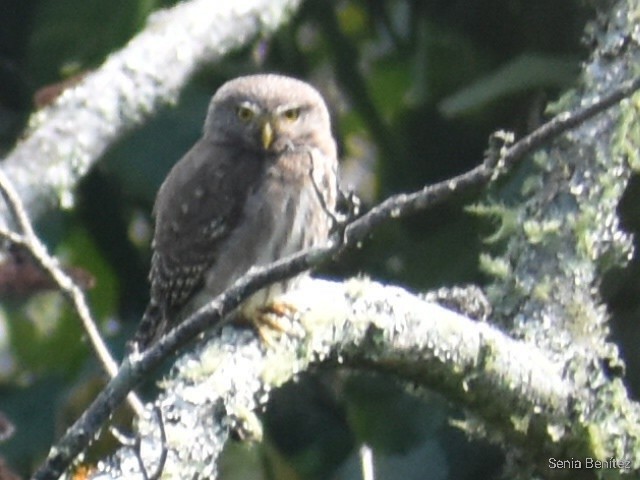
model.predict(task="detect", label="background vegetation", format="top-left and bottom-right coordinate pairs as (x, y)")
top-left (3, 1), bottom-right (637, 479)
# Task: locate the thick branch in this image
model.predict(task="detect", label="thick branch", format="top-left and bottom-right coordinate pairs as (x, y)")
top-left (475, 1), bottom-right (640, 475)
top-left (96, 279), bottom-right (573, 478)
top-left (0, 0), bottom-right (300, 225)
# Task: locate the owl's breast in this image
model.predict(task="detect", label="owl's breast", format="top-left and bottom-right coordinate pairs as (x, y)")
top-left (198, 147), bottom-right (335, 303)
top-left (261, 148), bottom-right (336, 252)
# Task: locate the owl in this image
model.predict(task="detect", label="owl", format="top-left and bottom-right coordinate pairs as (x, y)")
top-left (133, 74), bottom-right (338, 349)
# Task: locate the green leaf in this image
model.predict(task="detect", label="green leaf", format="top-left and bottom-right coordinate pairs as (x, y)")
top-left (439, 53), bottom-right (580, 117)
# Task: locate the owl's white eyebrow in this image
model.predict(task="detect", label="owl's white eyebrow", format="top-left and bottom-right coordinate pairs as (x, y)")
top-left (275, 104), bottom-right (308, 114)
top-left (237, 100), bottom-right (259, 112)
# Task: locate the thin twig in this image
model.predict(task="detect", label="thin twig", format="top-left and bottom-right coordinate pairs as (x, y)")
top-left (501, 75), bottom-right (640, 170)
top-left (0, 170), bottom-right (37, 239)
top-left (359, 444), bottom-right (375, 480)
top-left (147, 406), bottom-right (168, 480)
top-left (347, 75), bottom-right (640, 242)
top-left (32, 75), bottom-right (640, 480)
top-left (0, 227), bottom-right (29, 247)
top-left (108, 419), bottom-right (166, 480)
top-left (0, 170), bottom-right (145, 416)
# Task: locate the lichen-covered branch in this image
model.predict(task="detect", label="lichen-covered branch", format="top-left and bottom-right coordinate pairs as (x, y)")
top-left (94, 279), bottom-right (574, 479)
top-left (0, 0), bottom-right (301, 225)
top-left (475, 0), bottom-right (640, 476)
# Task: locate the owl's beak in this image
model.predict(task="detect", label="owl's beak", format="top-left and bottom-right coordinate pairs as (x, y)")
top-left (261, 120), bottom-right (274, 150)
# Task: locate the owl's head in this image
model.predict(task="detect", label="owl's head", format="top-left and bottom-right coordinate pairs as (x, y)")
top-left (204, 74), bottom-right (334, 156)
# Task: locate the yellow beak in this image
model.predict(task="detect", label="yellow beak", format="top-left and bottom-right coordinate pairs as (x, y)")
top-left (261, 120), bottom-right (274, 150)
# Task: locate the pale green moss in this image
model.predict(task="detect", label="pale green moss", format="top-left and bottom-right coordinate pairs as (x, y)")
top-left (466, 202), bottom-right (520, 244)
top-left (478, 253), bottom-right (512, 279)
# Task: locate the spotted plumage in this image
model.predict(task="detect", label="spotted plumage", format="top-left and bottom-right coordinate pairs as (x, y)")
top-left (133, 74), bottom-right (338, 349)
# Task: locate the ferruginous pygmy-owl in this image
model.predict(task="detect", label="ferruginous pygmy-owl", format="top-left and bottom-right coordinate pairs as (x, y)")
top-left (133, 74), bottom-right (338, 349)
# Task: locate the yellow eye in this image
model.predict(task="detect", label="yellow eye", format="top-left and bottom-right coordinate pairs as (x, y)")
top-left (282, 108), bottom-right (300, 121)
top-left (236, 106), bottom-right (254, 122)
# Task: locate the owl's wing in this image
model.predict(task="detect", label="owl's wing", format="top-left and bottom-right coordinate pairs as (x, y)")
top-left (150, 138), bottom-right (263, 317)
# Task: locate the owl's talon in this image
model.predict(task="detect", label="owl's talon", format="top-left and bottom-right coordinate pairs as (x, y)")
top-left (261, 301), bottom-right (298, 318)
top-left (254, 323), bottom-right (280, 348)
top-left (247, 301), bottom-right (300, 347)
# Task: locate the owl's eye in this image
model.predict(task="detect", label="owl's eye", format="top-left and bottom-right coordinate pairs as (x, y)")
top-left (236, 106), bottom-right (254, 122)
top-left (282, 108), bottom-right (300, 122)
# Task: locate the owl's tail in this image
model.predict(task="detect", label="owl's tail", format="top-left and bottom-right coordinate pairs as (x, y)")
top-left (128, 300), bottom-right (165, 353)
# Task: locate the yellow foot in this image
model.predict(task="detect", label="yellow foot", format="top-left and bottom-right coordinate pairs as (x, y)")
top-left (247, 301), bottom-right (299, 347)
top-left (261, 301), bottom-right (298, 319)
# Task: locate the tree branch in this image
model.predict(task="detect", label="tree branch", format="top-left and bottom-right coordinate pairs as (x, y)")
top-left (93, 278), bottom-right (574, 478)
top-left (0, 0), bottom-right (301, 225)
top-left (0, 169), bottom-right (145, 416)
